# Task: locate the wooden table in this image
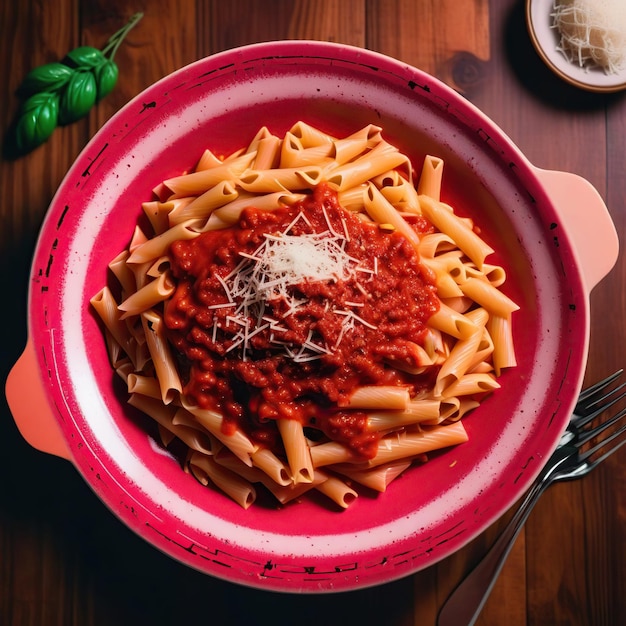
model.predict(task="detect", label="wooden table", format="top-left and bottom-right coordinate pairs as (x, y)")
top-left (1, 1), bottom-right (624, 624)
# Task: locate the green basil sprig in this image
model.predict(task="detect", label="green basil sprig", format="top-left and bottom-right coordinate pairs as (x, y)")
top-left (10, 12), bottom-right (143, 155)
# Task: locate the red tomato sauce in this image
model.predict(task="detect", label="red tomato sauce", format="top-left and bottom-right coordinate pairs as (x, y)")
top-left (164, 184), bottom-right (439, 459)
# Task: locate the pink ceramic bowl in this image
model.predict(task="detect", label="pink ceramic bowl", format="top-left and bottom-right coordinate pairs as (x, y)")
top-left (5, 41), bottom-right (618, 592)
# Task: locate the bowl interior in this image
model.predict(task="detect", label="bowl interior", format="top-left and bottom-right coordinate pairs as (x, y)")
top-left (28, 41), bottom-right (587, 592)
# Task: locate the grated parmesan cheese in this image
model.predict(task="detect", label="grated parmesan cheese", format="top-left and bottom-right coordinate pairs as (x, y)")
top-left (552, 0), bottom-right (626, 74)
top-left (216, 211), bottom-right (374, 361)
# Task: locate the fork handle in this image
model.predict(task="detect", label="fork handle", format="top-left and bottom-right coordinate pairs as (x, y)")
top-left (437, 480), bottom-right (550, 626)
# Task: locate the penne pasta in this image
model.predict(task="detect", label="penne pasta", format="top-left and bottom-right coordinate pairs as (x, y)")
top-left (343, 385), bottom-right (411, 410)
top-left (277, 418), bottom-right (314, 484)
top-left (188, 452), bottom-right (256, 509)
top-left (417, 155), bottom-right (444, 201)
top-left (419, 194), bottom-right (494, 269)
top-left (310, 422), bottom-right (469, 468)
top-left (363, 182), bottom-right (421, 253)
top-left (118, 270), bottom-right (175, 318)
top-left (313, 469), bottom-right (358, 509)
top-left (140, 310), bottom-right (182, 404)
top-left (127, 220), bottom-right (201, 264)
top-left (167, 180), bottom-right (239, 224)
top-left (331, 459), bottom-right (414, 492)
top-left (163, 152), bottom-right (256, 196)
top-left (92, 122), bottom-right (518, 510)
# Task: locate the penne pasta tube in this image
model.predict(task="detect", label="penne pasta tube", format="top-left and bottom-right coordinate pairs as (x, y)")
top-left (332, 124), bottom-right (382, 165)
top-left (145, 256), bottom-right (171, 279)
top-left (128, 394), bottom-right (213, 455)
top-left (195, 148), bottom-right (223, 171)
top-left (379, 175), bottom-right (421, 214)
top-left (365, 400), bottom-right (442, 430)
top-left (487, 314), bottom-right (517, 375)
top-left (277, 418), bottom-right (314, 484)
top-left (183, 404), bottom-right (258, 465)
top-left (142, 200), bottom-right (175, 235)
top-left (90, 287), bottom-right (132, 355)
top-left (188, 452), bottom-right (256, 509)
top-left (238, 166), bottom-right (323, 193)
top-left (326, 141), bottom-right (409, 191)
top-left (140, 310), bottom-right (182, 404)
top-left (313, 469), bottom-right (358, 509)
top-left (421, 256), bottom-right (465, 299)
top-left (118, 271), bottom-right (175, 318)
top-left (205, 191), bottom-right (306, 227)
top-left (250, 447), bottom-right (292, 486)
top-left (311, 421), bottom-right (468, 468)
top-left (464, 262), bottom-right (507, 287)
top-left (342, 385), bottom-right (411, 410)
top-left (337, 184), bottom-right (368, 212)
top-left (167, 180), bottom-right (239, 224)
top-left (363, 182), bottom-right (421, 253)
top-left (441, 373), bottom-right (500, 398)
top-left (158, 423), bottom-right (177, 447)
top-left (127, 220), bottom-right (200, 264)
top-left (129, 225), bottom-right (149, 253)
top-left (289, 121), bottom-right (336, 147)
top-left (419, 194), bottom-right (494, 269)
top-left (417, 232), bottom-right (458, 258)
top-left (245, 125), bottom-right (274, 154)
top-left (417, 155), bottom-right (444, 201)
top-left (163, 152), bottom-right (256, 196)
top-left (434, 321), bottom-right (486, 396)
top-left (215, 448), bottom-right (323, 504)
top-left (114, 358), bottom-right (134, 383)
top-left (428, 301), bottom-right (480, 340)
top-left (368, 422), bottom-right (469, 467)
top-left (459, 277), bottom-right (520, 318)
top-left (108, 250), bottom-right (135, 297)
top-left (127, 372), bottom-right (162, 400)
top-left (331, 459), bottom-right (413, 492)
top-left (279, 132), bottom-right (333, 168)
top-left (252, 134), bottom-right (282, 170)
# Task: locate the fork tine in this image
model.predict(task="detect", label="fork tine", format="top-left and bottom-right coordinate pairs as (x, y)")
top-left (584, 425), bottom-right (626, 470)
top-left (576, 369), bottom-right (623, 406)
top-left (577, 405), bottom-right (626, 446)
top-left (578, 407), bottom-right (626, 467)
top-left (573, 386), bottom-right (626, 431)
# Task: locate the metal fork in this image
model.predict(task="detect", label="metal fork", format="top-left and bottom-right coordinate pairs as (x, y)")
top-left (437, 371), bottom-right (626, 626)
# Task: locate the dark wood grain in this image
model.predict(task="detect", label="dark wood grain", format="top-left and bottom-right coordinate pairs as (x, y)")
top-left (1, 1), bottom-right (625, 625)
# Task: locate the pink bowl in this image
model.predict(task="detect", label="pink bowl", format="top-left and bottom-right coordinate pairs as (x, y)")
top-left (5, 41), bottom-right (618, 592)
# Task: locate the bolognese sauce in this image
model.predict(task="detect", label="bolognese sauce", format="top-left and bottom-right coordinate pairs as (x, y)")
top-left (164, 184), bottom-right (439, 459)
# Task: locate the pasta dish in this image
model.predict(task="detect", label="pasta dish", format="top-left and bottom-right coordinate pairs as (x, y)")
top-left (91, 122), bottom-right (518, 510)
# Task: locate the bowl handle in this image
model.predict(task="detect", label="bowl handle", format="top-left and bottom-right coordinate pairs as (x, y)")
top-left (533, 167), bottom-right (619, 291)
top-left (5, 339), bottom-right (72, 461)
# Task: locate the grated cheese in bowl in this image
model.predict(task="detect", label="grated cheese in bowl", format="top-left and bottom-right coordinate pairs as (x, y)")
top-left (552, 0), bottom-right (626, 74)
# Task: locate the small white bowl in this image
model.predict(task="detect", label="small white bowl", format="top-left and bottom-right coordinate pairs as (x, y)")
top-left (526, 0), bottom-right (626, 93)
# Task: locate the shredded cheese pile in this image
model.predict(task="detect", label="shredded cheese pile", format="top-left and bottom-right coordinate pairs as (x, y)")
top-left (214, 210), bottom-right (375, 361)
top-left (552, 0), bottom-right (626, 74)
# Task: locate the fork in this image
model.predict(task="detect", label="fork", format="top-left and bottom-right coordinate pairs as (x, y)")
top-left (437, 371), bottom-right (626, 626)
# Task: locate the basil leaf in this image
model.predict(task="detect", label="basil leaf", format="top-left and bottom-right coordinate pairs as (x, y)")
top-left (94, 59), bottom-right (119, 100)
top-left (14, 91), bottom-right (59, 153)
top-left (64, 45), bottom-right (106, 69)
top-left (17, 62), bottom-right (74, 97)
top-left (58, 69), bottom-right (97, 124)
